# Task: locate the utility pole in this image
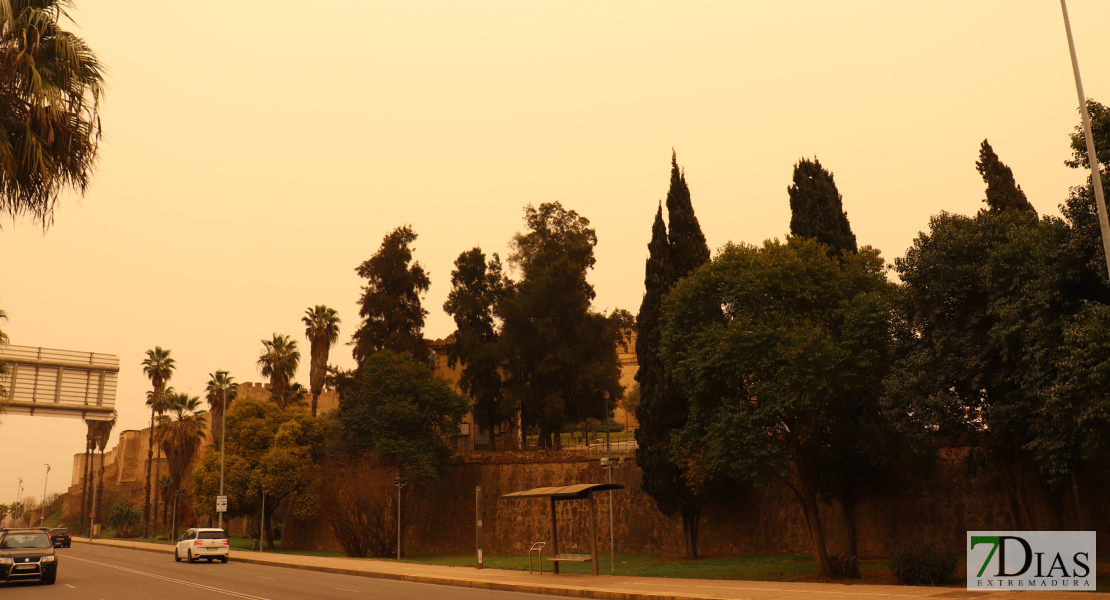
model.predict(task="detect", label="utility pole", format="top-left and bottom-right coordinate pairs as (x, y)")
top-left (1060, 0), bottom-right (1110, 277)
top-left (39, 464), bottom-right (50, 525)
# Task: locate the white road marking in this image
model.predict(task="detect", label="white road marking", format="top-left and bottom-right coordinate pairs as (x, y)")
top-left (68, 555), bottom-right (271, 599)
top-left (259, 576), bottom-right (274, 580)
top-left (65, 583), bottom-right (76, 588)
top-left (334, 588), bottom-right (360, 592)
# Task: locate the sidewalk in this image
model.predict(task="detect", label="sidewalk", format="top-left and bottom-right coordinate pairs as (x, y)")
top-left (75, 538), bottom-right (1103, 600)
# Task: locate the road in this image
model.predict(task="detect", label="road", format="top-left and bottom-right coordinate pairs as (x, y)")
top-left (0, 544), bottom-right (553, 600)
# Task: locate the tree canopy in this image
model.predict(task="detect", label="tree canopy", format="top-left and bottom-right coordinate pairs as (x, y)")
top-left (665, 238), bottom-right (895, 578)
top-left (0, 0), bottom-right (105, 229)
top-left (634, 152), bottom-right (718, 559)
top-left (338, 350), bottom-right (469, 485)
top-left (193, 397), bottom-right (327, 549)
top-left (976, 139), bottom-right (1035, 214)
top-left (443, 248), bottom-right (509, 448)
top-left (496, 202), bottom-right (629, 448)
top-left (788, 157), bottom-right (857, 258)
top-left (352, 226), bottom-right (431, 365)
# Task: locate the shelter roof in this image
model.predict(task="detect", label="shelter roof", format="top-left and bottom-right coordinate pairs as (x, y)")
top-left (501, 483), bottom-right (625, 500)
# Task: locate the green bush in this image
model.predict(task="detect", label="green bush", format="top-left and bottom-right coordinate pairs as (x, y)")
top-left (889, 542), bottom-right (957, 585)
top-left (107, 501), bottom-right (142, 539)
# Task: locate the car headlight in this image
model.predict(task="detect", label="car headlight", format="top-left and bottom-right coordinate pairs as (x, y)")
top-left (0, 558), bottom-right (12, 565)
top-left (40, 556), bottom-right (55, 563)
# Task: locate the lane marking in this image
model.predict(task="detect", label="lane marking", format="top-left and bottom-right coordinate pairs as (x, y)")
top-left (334, 588), bottom-right (360, 592)
top-left (259, 576), bottom-right (274, 580)
top-left (68, 555), bottom-right (271, 600)
top-left (65, 583), bottom-right (76, 588)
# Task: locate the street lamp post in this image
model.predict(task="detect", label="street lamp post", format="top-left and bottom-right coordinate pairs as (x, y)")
top-left (600, 457), bottom-right (621, 571)
top-left (218, 370), bottom-right (228, 531)
top-left (39, 464), bottom-right (50, 526)
top-left (604, 391), bottom-right (611, 454)
top-left (395, 477), bottom-right (406, 560)
top-left (1060, 0), bottom-right (1110, 277)
top-left (260, 487), bottom-right (268, 553)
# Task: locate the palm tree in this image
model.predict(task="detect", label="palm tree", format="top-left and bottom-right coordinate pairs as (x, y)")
top-left (140, 347), bottom-right (175, 538)
top-left (93, 413), bottom-right (116, 531)
top-left (79, 420), bottom-right (96, 533)
top-left (257, 334), bottom-right (299, 406)
top-left (0, 0), bottom-right (105, 229)
top-left (204, 371), bottom-right (237, 450)
top-left (303, 305), bottom-right (340, 417)
top-left (281, 382), bottom-right (308, 409)
top-left (156, 392), bottom-right (206, 536)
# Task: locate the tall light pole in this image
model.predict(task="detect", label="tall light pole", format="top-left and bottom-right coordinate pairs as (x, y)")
top-left (218, 370), bottom-right (228, 531)
top-left (1060, 0), bottom-right (1110, 276)
top-left (39, 464), bottom-right (50, 525)
top-left (1060, 0), bottom-right (1107, 534)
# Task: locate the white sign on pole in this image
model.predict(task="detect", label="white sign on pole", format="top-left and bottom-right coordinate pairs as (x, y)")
top-left (216, 496), bottom-right (228, 513)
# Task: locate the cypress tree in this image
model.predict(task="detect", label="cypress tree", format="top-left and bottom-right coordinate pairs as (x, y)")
top-left (977, 139), bottom-right (1036, 214)
top-left (665, 151), bottom-right (709, 276)
top-left (635, 152), bottom-right (714, 559)
top-left (351, 225), bottom-right (431, 365)
top-left (788, 157), bottom-right (857, 258)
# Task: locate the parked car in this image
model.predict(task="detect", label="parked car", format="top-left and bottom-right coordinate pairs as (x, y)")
top-left (174, 528), bottom-right (229, 563)
top-left (48, 529), bottom-right (72, 548)
top-left (0, 528), bottom-right (58, 584)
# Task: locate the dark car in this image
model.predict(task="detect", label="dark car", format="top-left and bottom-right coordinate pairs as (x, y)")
top-left (0, 528), bottom-right (57, 584)
top-left (48, 528), bottom-right (71, 548)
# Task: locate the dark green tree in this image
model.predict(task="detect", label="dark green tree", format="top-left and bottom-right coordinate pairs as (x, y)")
top-left (338, 350), bottom-right (470, 484)
top-left (634, 152), bottom-right (718, 559)
top-left (351, 226), bottom-right (431, 365)
top-left (193, 397), bottom-right (328, 549)
top-left (497, 202), bottom-right (629, 448)
top-left (1065, 99), bottom-right (1110, 172)
top-left (976, 139), bottom-right (1035, 214)
top-left (788, 157), bottom-right (857, 258)
top-left (665, 239), bottom-right (895, 579)
top-left (443, 248), bottom-right (510, 449)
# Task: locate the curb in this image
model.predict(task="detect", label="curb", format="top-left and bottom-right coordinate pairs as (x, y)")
top-left (76, 539), bottom-right (721, 600)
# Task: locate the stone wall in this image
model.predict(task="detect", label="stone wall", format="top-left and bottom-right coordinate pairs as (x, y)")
top-left (284, 448), bottom-right (1110, 557)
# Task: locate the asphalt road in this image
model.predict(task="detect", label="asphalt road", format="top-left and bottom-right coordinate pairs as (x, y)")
top-left (0, 544), bottom-right (553, 600)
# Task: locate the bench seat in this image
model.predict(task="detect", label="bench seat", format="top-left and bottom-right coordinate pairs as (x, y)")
top-left (547, 554), bottom-right (593, 563)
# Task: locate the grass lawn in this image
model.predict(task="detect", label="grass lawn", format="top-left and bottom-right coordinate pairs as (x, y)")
top-left (403, 552), bottom-right (915, 586)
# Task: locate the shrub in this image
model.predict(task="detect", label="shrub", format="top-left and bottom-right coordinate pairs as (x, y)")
top-left (322, 456), bottom-right (418, 558)
top-left (889, 542), bottom-right (957, 585)
top-left (107, 501), bottom-right (142, 539)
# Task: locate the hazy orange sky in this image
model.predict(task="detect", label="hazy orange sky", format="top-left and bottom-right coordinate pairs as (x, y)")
top-left (2, 1), bottom-right (1109, 501)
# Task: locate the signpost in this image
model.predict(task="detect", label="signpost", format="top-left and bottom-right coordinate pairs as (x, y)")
top-left (216, 495), bottom-right (227, 513)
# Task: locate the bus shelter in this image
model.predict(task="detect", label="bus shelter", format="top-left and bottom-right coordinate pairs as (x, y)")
top-left (501, 483), bottom-right (624, 575)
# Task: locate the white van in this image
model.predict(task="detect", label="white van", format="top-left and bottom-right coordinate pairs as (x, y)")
top-left (174, 528), bottom-right (229, 563)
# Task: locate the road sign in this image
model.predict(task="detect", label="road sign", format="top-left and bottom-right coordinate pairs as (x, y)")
top-left (0, 345), bottom-right (119, 420)
top-left (89, 512), bottom-right (96, 518)
top-left (216, 496), bottom-right (227, 513)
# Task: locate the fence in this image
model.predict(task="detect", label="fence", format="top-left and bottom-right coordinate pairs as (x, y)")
top-left (453, 428), bottom-right (638, 458)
